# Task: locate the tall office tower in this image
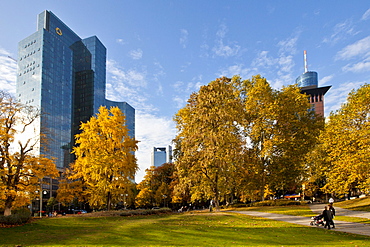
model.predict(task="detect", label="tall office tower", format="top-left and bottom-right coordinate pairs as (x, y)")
top-left (16, 10), bottom-right (135, 171)
top-left (295, 51), bottom-right (331, 116)
top-left (151, 146), bottom-right (173, 167)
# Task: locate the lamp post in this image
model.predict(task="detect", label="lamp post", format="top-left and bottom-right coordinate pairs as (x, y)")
top-left (39, 190), bottom-right (47, 218)
top-left (38, 178), bottom-right (48, 218)
top-left (124, 194), bottom-right (128, 209)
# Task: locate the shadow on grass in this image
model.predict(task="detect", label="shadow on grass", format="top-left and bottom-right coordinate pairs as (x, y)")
top-left (0, 213), bottom-right (369, 246)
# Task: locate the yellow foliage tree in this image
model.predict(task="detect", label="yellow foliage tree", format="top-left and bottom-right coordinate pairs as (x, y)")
top-left (0, 91), bottom-right (59, 216)
top-left (135, 163), bottom-right (175, 208)
top-left (173, 77), bottom-right (244, 209)
top-left (70, 106), bottom-right (138, 210)
top-left (322, 84), bottom-right (370, 196)
top-left (239, 75), bottom-right (323, 200)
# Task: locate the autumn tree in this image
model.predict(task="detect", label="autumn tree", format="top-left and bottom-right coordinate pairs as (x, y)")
top-left (0, 91), bottom-right (59, 216)
top-left (322, 84), bottom-right (370, 196)
top-left (173, 77), bottom-right (244, 210)
top-left (56, 168), bottom-right (87, 207)
top-left (239, 75), bottom-right (323, 200)
top-left (302, 140), bottom-right (330, 198)
top-left (70, 106), bottom-right (138, 210)
top-left (135, 163), bottom-right (175, 208)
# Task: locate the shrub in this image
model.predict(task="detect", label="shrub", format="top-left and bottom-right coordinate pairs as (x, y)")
top-left (119, 208), bottom-right (171, 217)
top-left (0, 208), bottom-right (32, 226)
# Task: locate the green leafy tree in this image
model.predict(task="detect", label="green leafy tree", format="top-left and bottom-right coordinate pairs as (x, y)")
top-left (322, 84), bottom-right (370, 196)
top-left (70, 106), bottom-right (138, 210)
top-left (0, 91), bottom-right (59, 216)
top-left (173, 77), bottom-right (244, 210)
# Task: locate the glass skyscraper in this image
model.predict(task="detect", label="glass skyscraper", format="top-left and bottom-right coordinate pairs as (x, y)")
top-left (16, 10), bottom-right (135, 169)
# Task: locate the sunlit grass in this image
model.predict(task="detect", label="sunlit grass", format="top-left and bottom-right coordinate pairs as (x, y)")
top-left (335, 196), bottom-right (370, 212)
top-left (1, 211), bottom-right (369, 246)
top-left (231, 205), bottom-right (314, 217)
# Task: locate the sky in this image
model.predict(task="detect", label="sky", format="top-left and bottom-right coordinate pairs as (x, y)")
top-left (1, 1), bottom-right (370, 182)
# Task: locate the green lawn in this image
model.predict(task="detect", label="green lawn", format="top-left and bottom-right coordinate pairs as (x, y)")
top-left (1, 211), bottom-right (369, 246)
top-left (233, 205), bottom-right (314, 217)
top-left (335, 196), bottom-right (370, 211)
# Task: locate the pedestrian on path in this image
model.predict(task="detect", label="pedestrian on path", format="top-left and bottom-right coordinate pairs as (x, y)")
top-left (323, 206), bottom-right (334, 229)
top-left (328, 203), bottom-right (336, 228)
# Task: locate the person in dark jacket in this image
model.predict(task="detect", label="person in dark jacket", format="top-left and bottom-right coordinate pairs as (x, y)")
top-left (328, 203), bottom-right (336, 228)
top-left (323, 206), bottom-right (333, 229)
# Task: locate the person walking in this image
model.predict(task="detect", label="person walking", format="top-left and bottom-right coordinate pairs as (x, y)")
top-left (323, 206), bottom-right (334, 229)
top-left (328, 203), bottom-right (336, 228)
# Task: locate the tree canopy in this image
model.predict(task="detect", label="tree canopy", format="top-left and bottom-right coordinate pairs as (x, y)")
top-left (0, 91), bottom-right (59, 216)
top-left (322, 84), bottom-right (370, 196)
top-left (173, 75), bottom-right (324, 205)
top-left (68, 106), bottom-right (138, 210)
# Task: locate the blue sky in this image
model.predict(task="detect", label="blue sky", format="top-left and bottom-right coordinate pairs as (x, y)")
top-left (1, 1), bottom-right (370, 182)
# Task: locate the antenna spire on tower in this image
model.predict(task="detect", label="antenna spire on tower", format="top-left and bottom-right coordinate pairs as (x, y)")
top-left (304, 50), bottom-right (308, 73)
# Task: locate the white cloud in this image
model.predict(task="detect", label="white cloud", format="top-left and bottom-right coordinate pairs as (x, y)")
top-left (0, 48), bottom-right (17, 95)
top-left (180, 29), bottom-right (188, 49)
top-left (320, 75), bottom-right (333, 85)
top-left (135, 112), bottom-right (176, 182)
top-left (107, 60), bottom-right (147, 88)
top-left (106, 59), bottom-right (154, 117)
top-left (324, 80), bottom-right (365, 116)
top-left (278, 36), bottom-right (298, 55)
top-left (361, 8), bottom-right (370, 21)
top-left (342, 60), bottom-right (370, 73)
top-left (116, 39), bottom-right (126, 45)
top-left (172, 95), bottom-right (186, 109)
top-left (218, 64), bottom-right (255, 79)
top-left (336, 36), bottom-right (370, 60)
top-left (129, 49), bottom-right (143, 60)
top-left (250, 35), bottom-right (298, 89)
top-left (323, 19), bottom-right (358, 45)
top-left (213, 41), bottom-right (240, 57)
top-left (213, 24), bottom-right (240, 57)
top-left (252, 51), bottom-right (277, 68)
top-left (106, 59), bottom-right (176, 182)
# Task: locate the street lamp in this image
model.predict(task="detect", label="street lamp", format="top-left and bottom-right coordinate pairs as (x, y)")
top-left (39, 189), bottom-right (47, 218)
top-left (120, 194), bottom-right (128, 209)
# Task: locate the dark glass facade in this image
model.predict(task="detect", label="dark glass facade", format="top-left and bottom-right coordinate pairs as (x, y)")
top-left (295, 71), bottom-right (318, 89)
top-left (16, 10), bottom-right (135, 169)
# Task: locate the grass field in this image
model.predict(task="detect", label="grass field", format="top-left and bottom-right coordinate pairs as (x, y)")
top-left (335, 196), bottom-right (370, 211)
top-left (1, 210), bottom-right (369, 247)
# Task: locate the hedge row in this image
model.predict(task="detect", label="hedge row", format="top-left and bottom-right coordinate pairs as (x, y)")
top-left (0, 208), bottom-right (32, 226)
top-left (251, 199), bottom-right (305, 206)
top-left (230, 199), bottom-right (306, 208)
top-left (119, 208), bottom-right (172, 217)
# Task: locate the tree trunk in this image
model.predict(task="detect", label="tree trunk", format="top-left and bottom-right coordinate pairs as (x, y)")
top-left (4, 196), bottom-right (15, 216)
top-left (107, 191), bottom-right (111, 211)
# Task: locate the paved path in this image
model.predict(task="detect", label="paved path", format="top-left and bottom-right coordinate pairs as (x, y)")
top-left (310, 203), bottom-right (370, 219)
top-left (229, 204), bottom-right (370, 237)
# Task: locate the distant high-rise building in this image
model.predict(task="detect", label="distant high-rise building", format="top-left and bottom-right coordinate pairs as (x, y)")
top-left (16, 10), bottom-right (135, 172)
top-left (151, 146), bottom-right (172, 167)
top-left (296, 51), bottom-right (331, 116)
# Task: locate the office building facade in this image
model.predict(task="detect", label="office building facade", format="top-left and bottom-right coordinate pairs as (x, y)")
top-left (151, 146), bottom-right (173, 167)
top-left (16, 10), bottom-right (135, 172)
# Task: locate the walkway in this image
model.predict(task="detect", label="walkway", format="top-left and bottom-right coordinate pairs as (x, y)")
top-left (230, 204), bottom-right (370, 237)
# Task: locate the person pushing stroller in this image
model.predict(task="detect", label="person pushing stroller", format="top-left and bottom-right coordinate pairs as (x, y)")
top-left (322, 205), bottom-right (334, 229)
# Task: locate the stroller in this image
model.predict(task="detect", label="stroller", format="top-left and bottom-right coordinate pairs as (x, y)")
top-left (310, 214), bottom-right (324, 226)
